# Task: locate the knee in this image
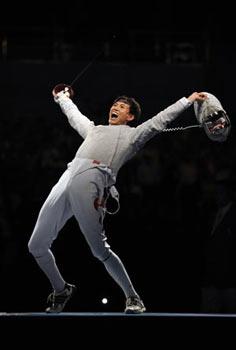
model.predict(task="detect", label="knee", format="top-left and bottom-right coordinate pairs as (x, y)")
top-left (28, 239), bottom-right (38, 257)
top-left (28, 237), bottom-right (46, 258)
top-left (91, 246), bottom-right (111, 262)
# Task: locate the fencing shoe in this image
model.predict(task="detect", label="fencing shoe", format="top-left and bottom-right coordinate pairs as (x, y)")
top-left (125, 296), bottom-right (146, 314)
top-left (46, 283), bottom-right (77, 313)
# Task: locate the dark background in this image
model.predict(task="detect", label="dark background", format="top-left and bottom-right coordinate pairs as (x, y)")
top-left (1, 1), bottom-right (236, 313)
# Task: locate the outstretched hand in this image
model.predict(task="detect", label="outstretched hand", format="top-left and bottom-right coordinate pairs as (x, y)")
top-left (52, 84), bottom-right (74, 103)
top-left (187, 92), bottom-right (208, 102)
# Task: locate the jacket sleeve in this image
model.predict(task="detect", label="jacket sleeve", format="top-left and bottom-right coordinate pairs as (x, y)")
top-left (57, 97), bottom-right (94, 139)
top-left (131, 97), bottom-right (192, 150)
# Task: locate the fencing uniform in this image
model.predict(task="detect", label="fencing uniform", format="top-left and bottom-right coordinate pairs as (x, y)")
top-left (28, 95), bottom-right (192, 305)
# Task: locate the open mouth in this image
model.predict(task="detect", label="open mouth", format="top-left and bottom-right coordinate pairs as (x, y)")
top-left (110, 113), bottom-right (118, 120)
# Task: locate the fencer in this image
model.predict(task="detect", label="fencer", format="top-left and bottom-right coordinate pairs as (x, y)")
top-left (28, 86), bottom-right (207, 313)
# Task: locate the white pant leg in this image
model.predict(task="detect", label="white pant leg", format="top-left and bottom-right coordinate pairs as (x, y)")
top-left (28, 170), bottom-right (73, 292)
top-left (28, 170), bottom-right (73, 256)
top-left (67, 168), bottom-right (110, 261)
top-left (67, 169), bottom-right (139, 298)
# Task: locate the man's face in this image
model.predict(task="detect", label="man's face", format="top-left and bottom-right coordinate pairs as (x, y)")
top-left (108, 101), bottom-right (134, 125)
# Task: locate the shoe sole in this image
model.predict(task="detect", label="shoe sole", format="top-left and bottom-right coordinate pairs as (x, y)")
top-left (125, 307), bottom-right (146, 314)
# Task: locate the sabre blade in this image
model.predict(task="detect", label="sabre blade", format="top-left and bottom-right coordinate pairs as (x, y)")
top-left (70, 34), bottom-right (117, 87)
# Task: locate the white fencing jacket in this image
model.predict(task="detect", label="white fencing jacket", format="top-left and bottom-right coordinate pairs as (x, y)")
top-left (58, 96), bottom-right (192, 184)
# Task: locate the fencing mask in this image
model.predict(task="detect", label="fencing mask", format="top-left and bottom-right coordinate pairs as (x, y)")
top-left (194, 92), bottom-right (231, 142)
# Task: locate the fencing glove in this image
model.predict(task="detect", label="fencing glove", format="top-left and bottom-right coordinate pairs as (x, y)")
top-left (52, 83), bottom-right (74, 103)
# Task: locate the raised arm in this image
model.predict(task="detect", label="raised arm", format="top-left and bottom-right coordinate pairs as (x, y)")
top-left (53, 87), bottom-right (94, 139)
top-left (131, 92), bottom-right (207, 150)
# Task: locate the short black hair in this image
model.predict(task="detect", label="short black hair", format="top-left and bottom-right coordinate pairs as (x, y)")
top-left (113, 95), bottom-right (141, 126)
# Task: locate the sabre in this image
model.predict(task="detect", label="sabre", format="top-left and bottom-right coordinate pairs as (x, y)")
top-left (70, 48), bottom-right (105, 87)
top-left (52, 35), bottom-right (117, 98)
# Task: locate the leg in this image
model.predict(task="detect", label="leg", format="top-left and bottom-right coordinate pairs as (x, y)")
top-left (67, 169), bottom-right (141, 300)
top-left (28, 170), bottom-right (73, 292)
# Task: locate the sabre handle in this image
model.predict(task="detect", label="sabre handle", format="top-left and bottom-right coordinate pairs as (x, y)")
top-left (52, 83), bottom-right (74, 99)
